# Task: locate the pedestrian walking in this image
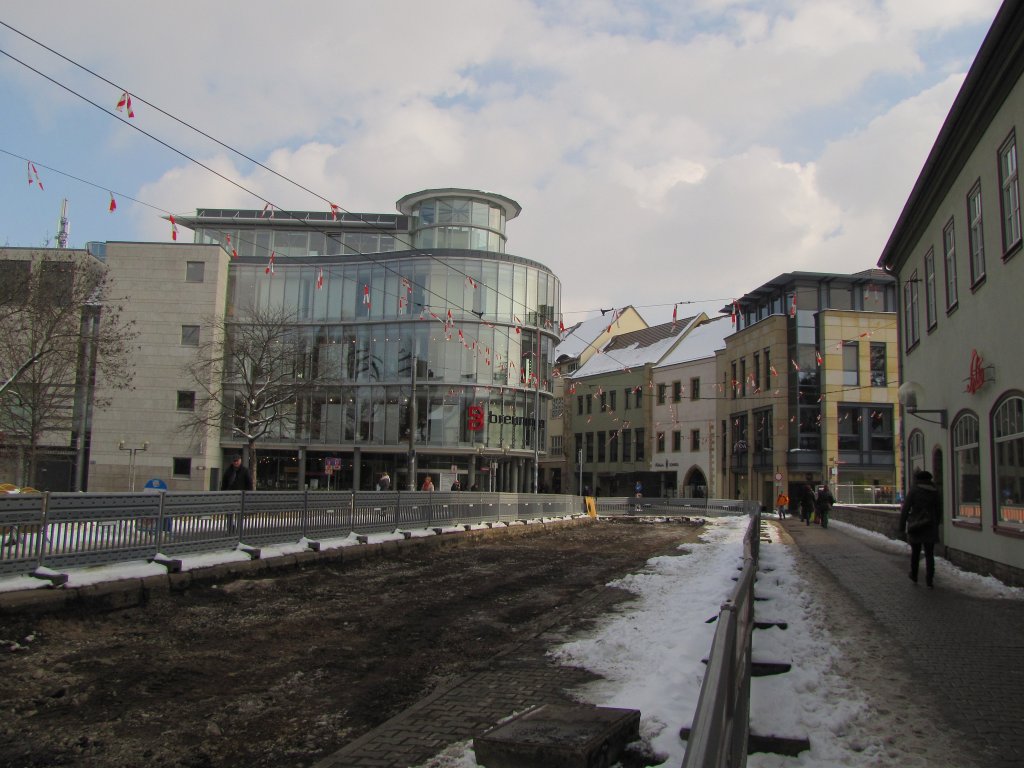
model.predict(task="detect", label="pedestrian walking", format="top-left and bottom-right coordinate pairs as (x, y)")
top-left (815, 484), bottom-right (834, 528)
top-left (421, 475), bottom-right (435, 492)
top-left (800, 484), bottom-right (815, 525)
top-left (776, 491), bottom-right (789, 519)
top-left (377, 471), bottom-right (391, 491)
top-left (450, 479), bottom-right (461, 491)
top-left (899, 470), bottom-right (941, 588)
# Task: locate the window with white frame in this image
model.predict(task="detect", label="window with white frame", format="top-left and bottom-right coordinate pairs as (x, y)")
top-left (952, 413), bottom-right (981, 522)
top-left (998, 132), bottom-right (1022, 254)
top-left (842, 341), bottom-right (859, 386)
top-left (924, 249), bottom-right (937, 329)
top-left (903, 273), bottom-right (920, 351)
top-left (993, 395), bottom-right (1024, 526)
top-left (907, 430), bottom-right (925, 477)
top-left (943, 219), bottom-right (958, 310)
top-left (967, 183), bottom-right (986, 284)
top-left (181, 325), bottom-right (200, 347)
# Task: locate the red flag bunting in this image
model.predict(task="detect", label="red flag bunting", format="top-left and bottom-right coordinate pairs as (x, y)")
top-left (363, 285), bottom-right (371, 307)
top-left (329, 203), bottom-right (340, 221)
top-left (116, 91), bottom-right (135, 118)
top-left (27, 161), bottom-right (43, 190)
top-left (789, 294), bottom-right (797, 318)
top-left (108, 193), bottom-right (116, 212)
top-left (265, 252), bottom-right (276, 274)
top-left (815, 350), bottom-right (823, 366)
top-left (169, 214), bottom-right (178, 241)
top-left (316, 268), bottom-right (324, 290)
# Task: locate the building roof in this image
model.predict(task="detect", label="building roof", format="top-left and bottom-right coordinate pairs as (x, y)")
top-left (571, 315), bottom-right (700, 378)
top-left (722, 269), bottom-right (895, 313)
top-left (657, 315), bottom-right (733, 366)
top-left (878, 0), bottom-right (1024, 272)
top-left (395, 188), bottom-right (522, 219)
top-left (555, 308), bottom-right (644, 362)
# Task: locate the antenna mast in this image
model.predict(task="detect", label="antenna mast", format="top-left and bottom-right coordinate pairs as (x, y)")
top-left (56, 198), bottom-right (70, 248)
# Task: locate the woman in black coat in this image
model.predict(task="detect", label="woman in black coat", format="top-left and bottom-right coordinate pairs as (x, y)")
top-left (899, 470), bottom-right (941, 587)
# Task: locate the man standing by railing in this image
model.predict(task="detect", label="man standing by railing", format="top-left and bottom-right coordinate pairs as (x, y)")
top-left (221, 456), bottom-right (253, 533)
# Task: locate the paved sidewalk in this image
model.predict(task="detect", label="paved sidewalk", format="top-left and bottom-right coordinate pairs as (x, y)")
top-left (784, 519), bottom-right (1024, 768)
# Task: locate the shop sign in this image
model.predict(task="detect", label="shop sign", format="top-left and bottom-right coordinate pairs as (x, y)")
top-left (965, 349), bottom-right (991, 395)
top-left (467, 405), bottom-right (542, 431)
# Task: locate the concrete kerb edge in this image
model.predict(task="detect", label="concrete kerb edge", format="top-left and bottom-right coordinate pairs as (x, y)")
top-left (0, 516), bottom-right (594, 616)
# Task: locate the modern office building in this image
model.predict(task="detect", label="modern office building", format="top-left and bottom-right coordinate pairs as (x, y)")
top-left (5, 189), bottom-right (563, 494)
top-left (716, 270), bottom-right (901, 510)
top-left (879, 0), bottom-right (1024, 582)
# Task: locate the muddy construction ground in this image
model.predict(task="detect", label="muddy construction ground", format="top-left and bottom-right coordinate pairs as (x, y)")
top-left (0, 518), bottom-right (706, 768)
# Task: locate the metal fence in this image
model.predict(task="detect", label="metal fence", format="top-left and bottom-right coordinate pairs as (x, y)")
top-left (0, 491), bottom-right (584, 577)
top-left (591, 496), bottom-right (755, 517)
top-left (833, 484), bottom-right (898, 504)
top-left (682, 507), bottom-right (762, 768)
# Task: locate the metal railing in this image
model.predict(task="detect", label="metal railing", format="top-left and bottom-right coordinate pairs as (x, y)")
top-left (682, 507), bottom-right (762, 768)
top-left (0, 491), bottom-right (583, 577)
top-left (592, 497), bottom-right (756, 517)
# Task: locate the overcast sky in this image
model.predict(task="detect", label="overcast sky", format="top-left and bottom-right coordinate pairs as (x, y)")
top-left (0, 1), bottom-right (1002, 324)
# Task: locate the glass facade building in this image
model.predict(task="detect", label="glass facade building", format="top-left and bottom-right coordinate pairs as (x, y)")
top-left (176, 189), bottom-right (561, 492)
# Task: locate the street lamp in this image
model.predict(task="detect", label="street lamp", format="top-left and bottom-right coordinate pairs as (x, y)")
top-left (118, 440), bottom-right (149, 491)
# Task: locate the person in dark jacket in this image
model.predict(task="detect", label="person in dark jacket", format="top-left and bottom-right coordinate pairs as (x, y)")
top-left (800, 484), bottom-right (815, 525)
top-left (814, 485), bottom-right (834, 528)
top-left (221, 455), bottom-right (252, 534)
top-left (221, 455), bottom-right (253, 491)
top-left (899, 470), bottom-right (941, 587)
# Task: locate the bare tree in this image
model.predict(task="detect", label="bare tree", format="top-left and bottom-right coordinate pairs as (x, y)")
top-left (0, 251), bottom-right (138, 487)
top-left (180, 305), bottom-right (314, 485)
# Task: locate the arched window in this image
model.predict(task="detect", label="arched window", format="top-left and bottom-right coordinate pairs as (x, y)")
top-left (907, 430), bottom-right (925, 478)
top-left (992, 394), bottom-right (1024, 527)
top-left (952, 413), bottom-right (981, 522)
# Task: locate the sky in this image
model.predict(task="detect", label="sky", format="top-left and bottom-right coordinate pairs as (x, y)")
top-left (3, 513), bottom-right (1021, 766)
top-left (0, 1), bottom-right (1004, 325)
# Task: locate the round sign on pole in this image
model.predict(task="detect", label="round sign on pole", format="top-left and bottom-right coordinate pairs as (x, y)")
top-left (774, 473), bottom-right (783, 481)
top-left (143, 478), bottom-right (168, 492)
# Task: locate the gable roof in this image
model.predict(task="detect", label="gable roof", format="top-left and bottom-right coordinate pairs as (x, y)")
top-left (571, 315), bottom-right (701, 378)
top-left (657, 315), bottom-right (733, 366)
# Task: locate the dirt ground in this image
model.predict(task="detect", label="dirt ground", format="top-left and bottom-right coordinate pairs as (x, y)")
top-left (0, 518), bottom-right (705, 768)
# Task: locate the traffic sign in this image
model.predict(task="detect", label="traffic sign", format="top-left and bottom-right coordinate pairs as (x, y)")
top-left (143, 478), bottom-right (168, 492)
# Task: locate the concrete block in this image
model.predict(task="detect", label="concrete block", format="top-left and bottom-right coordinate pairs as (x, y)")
top-left (0, 587), bottom-right (73, 615)
top-left (77, 580), bottom-right (145, 611)
top-left (474, 703), bottom-right (640, 768)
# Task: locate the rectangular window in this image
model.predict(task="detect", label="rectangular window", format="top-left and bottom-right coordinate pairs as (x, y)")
top-left (656, 432), bottom-right (665, 453)
top-left (753, 353), bottom-right (761, 392)
top-left (763, 349), bottom-right (771, 390)
top-left (574, 433), bottom-right (583, 462)
top-left (600, 392), bottom-right (607, 412)
top-left (172, 457), bottom-right (192, 477)
top-left (869, 407), bottom-right (893, 452)
top-left (609, 432), bottom-right (619, 462)
top-left (870, 342), bottom-right (887, 386)
top-left (577, 396), bottom-right (583, 416)
top-left (635, 428), bottom-right (645, 461)
top-left (967, 183), bottom-right (986, 284)
top-left (838, 405), bottom-right (861, 451)
top-left (953, 415), bottom-right (981, 521)
top-left (177, 391), bottom-right (196, 410)
top-left (634, 388), bottom-right (642, 408)
top-left (609, 390), bottom-right (616, 411)
top-left (586, 395), bottom-right (592, 414)
top-left (731, 362), bottom-right (738, 399)
top-left (672, 430), bottom-right (682, 452)
top-left (993, 396), bottom-right (1024, 527)
top-left (740, 358), bottom-right (747, 397)
top-left (924, 249), bottom-right (937, 330)
top-left (181, 325), bottom-right (200, 347)
top-left (691, 429), bottom-right (701, 452)
top-left (585, 432), bottom-right (594, 463)
top-left (690, 377), bottom-right (700, 401)
top-left (672, 381), bottom-right (682, 402)
top-left (623, 388), bottom-right (630, 411)
top-left (999, 132), bottom-right (1022, 254)
top-left (903, 273), bottom-right (920, 351)
top-left (622, 429), bottom-right (632, 462)
top-left (185, 261), bottom-right (205, 283)
top-left (597, 431), bottom-right (606, 463)
top-left (842, 341), bottom-right (859, 386)
top-left (943, 219), bottom-right (958, 310)
top-left (657, 383), bottom-right (667, 405)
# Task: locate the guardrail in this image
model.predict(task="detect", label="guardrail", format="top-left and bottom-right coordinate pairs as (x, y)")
top-left (681, 507), bottom-right (762, 768)
top-left (592, 497), bottom-right (756, 517)
top-left (0, 491), bottom-right (584, 578)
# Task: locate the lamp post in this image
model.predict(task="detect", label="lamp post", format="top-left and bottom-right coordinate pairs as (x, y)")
top-left (118, 440), bottom-right (149, 491)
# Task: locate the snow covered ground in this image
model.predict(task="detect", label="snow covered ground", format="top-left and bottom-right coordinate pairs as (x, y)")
top-left (414, 515), bottom-right (1023, 768)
